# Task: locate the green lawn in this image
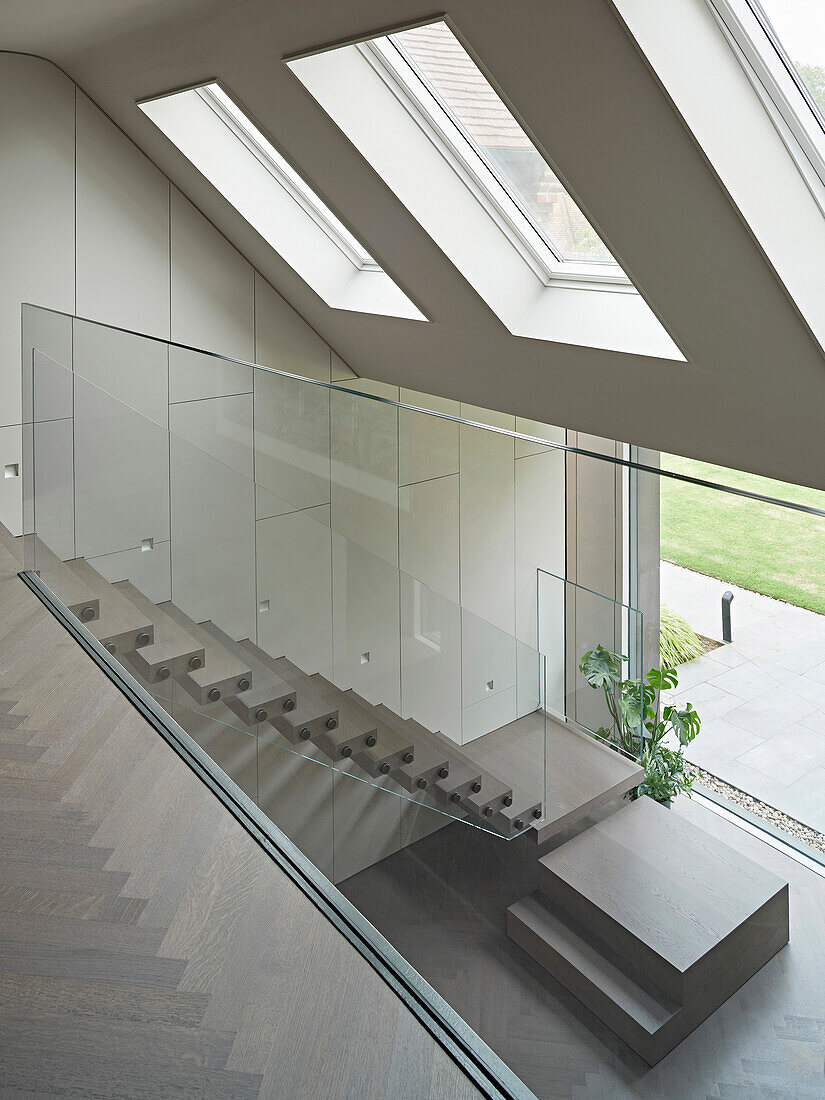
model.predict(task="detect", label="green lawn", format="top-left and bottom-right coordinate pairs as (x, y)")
top-left (660, 455), bottom-right (825, 615)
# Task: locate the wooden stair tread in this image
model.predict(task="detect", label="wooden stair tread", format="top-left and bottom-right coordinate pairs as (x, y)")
top-left (0, 911), bottom-right (165, 956)
top-left (539, 796), bottom-right (788, 978)
top-left (199, 623), bottom-right (295, 723)
top-left (65, 559), bottom-right (154, 653)
top-left (162, 605), bottom-right (254, 704)
top-left (32, 540), bottom-right (99, 622)
top-left (115, 581), bottom-right (204, 682)
top-left (507, 894), bottom-right (679, 1036)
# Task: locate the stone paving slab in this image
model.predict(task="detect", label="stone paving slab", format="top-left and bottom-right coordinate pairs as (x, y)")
top-left (662, 562), bottom-right (825, 835)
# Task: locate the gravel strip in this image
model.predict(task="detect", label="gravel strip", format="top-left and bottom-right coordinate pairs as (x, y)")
top-left (693, 766), bottom-right (825, 855)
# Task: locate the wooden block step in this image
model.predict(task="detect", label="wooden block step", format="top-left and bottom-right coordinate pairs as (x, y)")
top-left (462, 773), bottom-right (514, 821)
top-left (507, 894), bottom-right (679, 1058)
top-left (339, 691), bottom-right (416, 775)
top-left (114, 582), bottom-right (205, 685)
top-left (488, 789), bottom-right (545, 838)
top-left (165, 606), bottom-right (254, 706)
top-left (0, 858), bottom-right (131, 898)
top-left (508, 797), bottom-right (789, 1064)
top-left (305, 676), bottom-right (384, 762)
top-left (200, 623), bottom-right (296, 725)
top-left (65, 558), bottom-right (154, 656)
top-left (533, 720), bottom-right (644, 843)
top-left (32, 540), bottom-right (99, 622)
top-left (248, 651), bottom-right (340, 746)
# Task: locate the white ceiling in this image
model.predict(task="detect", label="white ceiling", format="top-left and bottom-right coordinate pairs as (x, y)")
top-left (3, 0), bottom-right (825, 488)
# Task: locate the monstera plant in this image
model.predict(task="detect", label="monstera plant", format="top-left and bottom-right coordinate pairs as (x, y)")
top-left (579, 644), bottom-right (701, 803)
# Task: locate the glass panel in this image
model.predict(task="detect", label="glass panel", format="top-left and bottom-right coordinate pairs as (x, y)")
top-left (538, 567), bottom-right (645, 760)
top-left (26, 337), bottom-right (548, 849)
top-left (755, 0), bottom-right (825, 119)
top-left (657, 455), bottom-right (825, 836)
top-left (390, 21), bottom-right (616, 264)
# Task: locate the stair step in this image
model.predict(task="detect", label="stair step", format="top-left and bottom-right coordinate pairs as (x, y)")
top-left (305, 677), bottom-right (383, 761)
top-left (507, 894), bottom-right (679, 1051)
top-left (488, 789), bottom-right (545, 838)
top-left (538, 796), bottom-right (787, 1004)
top-left (0, 740), bottom-right (44, 762)
top-left (262, 654), bottom-right (342, 745)
top-left (165, 605), bottom-right (254, 706)
top-left (0, 1012), bottom-right (237, 1070)
top-left (0, 972), bottom-right (209, 1028)
top-left (65, 558), bottom-right (154, 656)
top-left (462, 773), bottom-right (515, 821)
top-left (0, 812), bottom-right (98, 845)
top-left (114, 582), bottom-right (205, 685)
top-left (32, 539), bottom-right (99, 622)
top-left (200, 623), bottom-right (295, 724)
top-left (509, 798), bottom-right (789, 1064)
top-left (339, 691), bottom-right (415, 774)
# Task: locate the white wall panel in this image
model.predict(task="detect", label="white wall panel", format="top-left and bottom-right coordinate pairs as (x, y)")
top-left (30, 418), bottom-right (75, 561)
top-left (89, 540), bottom-right (171, 603)
top-left (73, 318), bottom-right (168, 426)
top-left (0, 57), bottom-right (74, 432)
top-left (332, 533), bottom-right (401, 711)
top-left (515, 447), bottom-right (566, 648)
top-left (462, 688), bottom-right (517, 745)
top-left (400, 574), bottom-right (461, 744)
top-left (169, 345), bottom-right (252, 404)
top-left (398, 389), bottom-right (459, 486)
top-left (76, 92), bottom-right (170, 338)
top-left (461, 608), bottom-right (516, 710)
top-left (0, 425), bottom-right (23, 537)
top-left (255, 273), bottom-right (330, 382)
top-left (23, 308), bottom-right (73, 425)
top-left (459, 422), bottom-right (515, 635)
top-left (398, 474), bottom-right (459, 603)
top-left (330, 388), bottom-right (398, 566)
top-left (256, 509), bottom-right (333, 676)
top-left (170, 188), bottom-right (254, 361)
top-left (254, 371), bottom-right (330, 516)
top-left (170, 394), bottom-right (253, 480)
top-left (170, 432), bottom-right (256, 640)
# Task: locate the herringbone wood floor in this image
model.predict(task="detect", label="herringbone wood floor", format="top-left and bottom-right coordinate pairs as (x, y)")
top-left (0, 527), bottom-right (486, 1100)
top-left (343, 760), bottom-right (825, 1098)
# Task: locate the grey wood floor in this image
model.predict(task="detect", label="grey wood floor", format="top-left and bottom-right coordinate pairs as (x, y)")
top-left (0, 528), bottom-right (486, 1100)
top-left (342, 770), bottom-right (825, 1098)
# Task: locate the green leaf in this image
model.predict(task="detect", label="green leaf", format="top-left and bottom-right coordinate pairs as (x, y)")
top-left (579, 645), bottom-right (623, 690)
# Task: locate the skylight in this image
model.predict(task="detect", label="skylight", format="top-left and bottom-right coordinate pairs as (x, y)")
top-left (139, 83), bottom-right (423, 321)
top-left (288, 23), bottom-right (683, 358)
top-left (751, 1), bottom-right (825, 128)
top-left (383, 23), bottom-right (616, 269)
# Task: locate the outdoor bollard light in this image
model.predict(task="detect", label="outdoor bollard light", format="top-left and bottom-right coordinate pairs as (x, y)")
top-left (722, 591), bottom-right (734, 644)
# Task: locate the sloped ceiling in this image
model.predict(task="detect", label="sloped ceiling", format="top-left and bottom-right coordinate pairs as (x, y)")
top-left (3, 0), bottom-right (825, 488)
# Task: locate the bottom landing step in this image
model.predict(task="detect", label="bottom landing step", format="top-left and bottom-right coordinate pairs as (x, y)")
top-left (508, 797), bottom-right (789, 1065)
top-left (507, 895), bottom-right (679, 1061)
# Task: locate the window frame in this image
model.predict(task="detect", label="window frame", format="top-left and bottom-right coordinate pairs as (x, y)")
top-left (706, 0), bottom-right (825, 210)
top-left (196, 84), bottom-right (381, 271)
top-left (360, 31), bottom-right (629, 290)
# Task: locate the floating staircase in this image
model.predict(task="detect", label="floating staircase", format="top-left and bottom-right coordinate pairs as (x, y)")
top-left (507, 796), bottom-right (789, 1064)
top-left (33, 552), bottom-right (541, 840)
